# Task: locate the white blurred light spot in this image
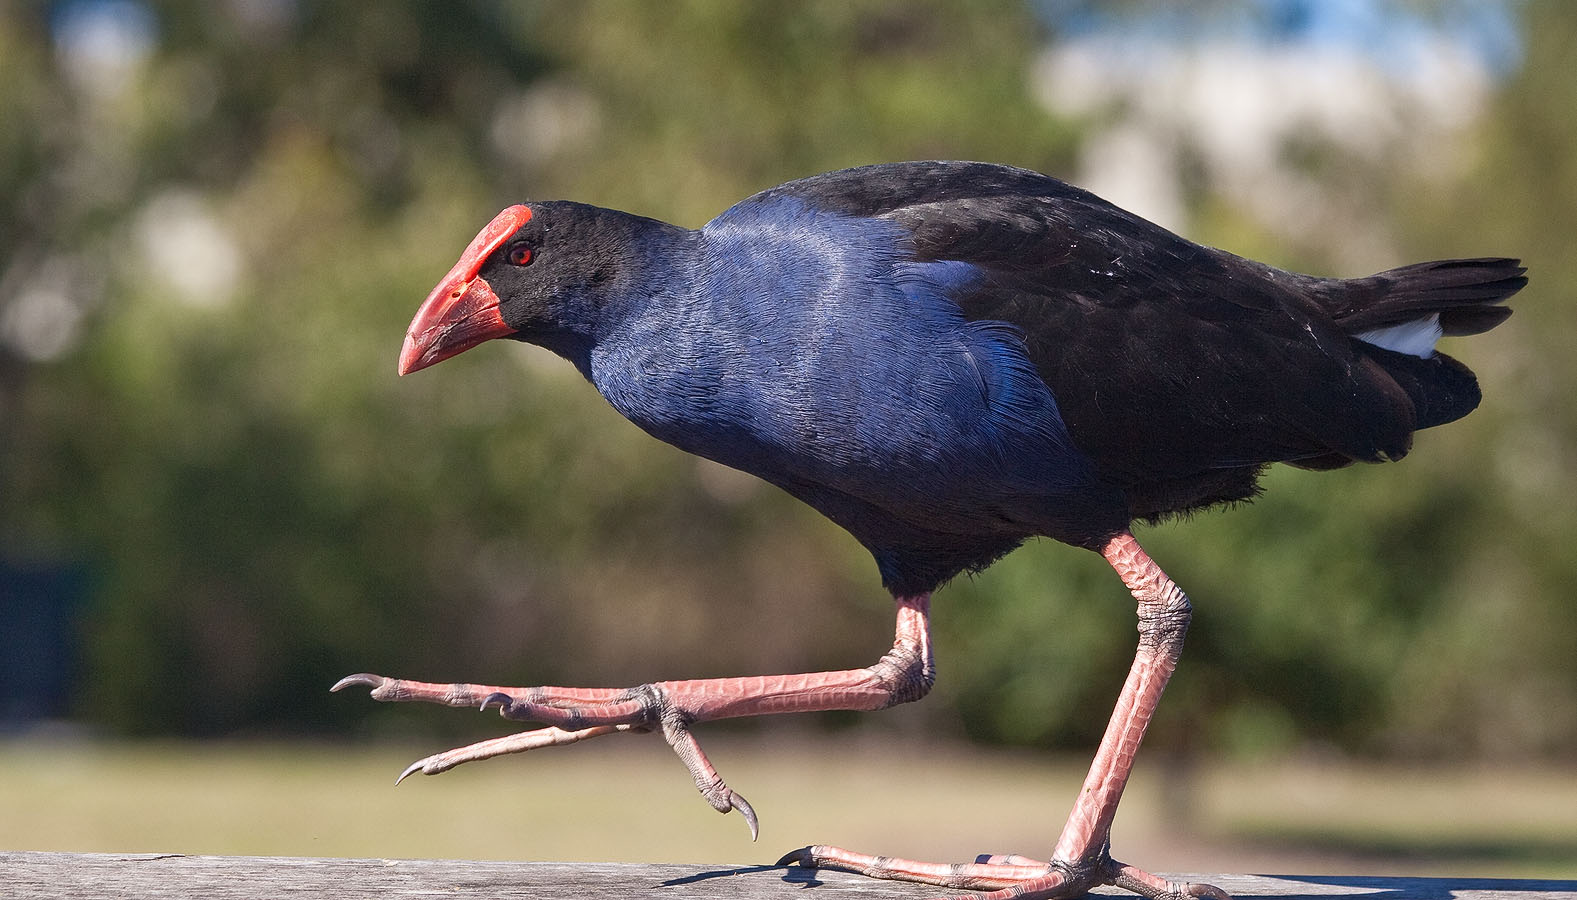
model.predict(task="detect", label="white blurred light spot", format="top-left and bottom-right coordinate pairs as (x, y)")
top-left (52, 0), bottom-right (157, 100)
top-left (1030, 40), bottom-right (1120, 118)
top-left (1077, 122), bottom-right (1186, 233)
top-left (135, 190), bottom-right (244, 308)
top-left (0, 258), bottom-right (92, 363)
top-left (490, 81), bottom-right (603, 168)
top-left (1031, 25), bottom-right (1496, 251)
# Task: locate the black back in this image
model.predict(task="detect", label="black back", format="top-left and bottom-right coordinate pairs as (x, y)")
top-left (764, 161), bottom-right (1519, 520)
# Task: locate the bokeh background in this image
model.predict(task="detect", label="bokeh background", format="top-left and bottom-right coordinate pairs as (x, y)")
top-left (2, 0), bottom-right (1574, 880)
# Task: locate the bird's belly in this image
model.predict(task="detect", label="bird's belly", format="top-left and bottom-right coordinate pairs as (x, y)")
top-left (611, 356), bottom-right (1100, 540)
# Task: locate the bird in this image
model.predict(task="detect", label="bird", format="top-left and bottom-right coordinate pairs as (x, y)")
top-left (333, 161), bottom-right (1524, 900)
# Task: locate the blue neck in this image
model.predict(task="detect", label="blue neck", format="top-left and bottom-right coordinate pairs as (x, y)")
top-left (534, 223), bottom-right (704, 381)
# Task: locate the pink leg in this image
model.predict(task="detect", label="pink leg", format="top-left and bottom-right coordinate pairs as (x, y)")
top-left (334, 594), bottom-right (934, 837)
top-left (781, 533), bottom-right (1230, 900)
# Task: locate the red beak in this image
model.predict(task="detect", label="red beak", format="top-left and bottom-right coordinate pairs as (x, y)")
top-left (399, 205), bottom-right (533, 375)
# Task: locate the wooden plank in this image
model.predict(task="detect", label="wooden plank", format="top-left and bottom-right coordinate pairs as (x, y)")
top-left (2, 852), bottom-right (1575, 900)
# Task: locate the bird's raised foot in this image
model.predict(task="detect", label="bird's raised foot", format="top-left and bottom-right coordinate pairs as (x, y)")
top-left (778, 845), bottom-right (1231, 900)
top-left (332, 602), bottom-right (933, 845)
top-left (331, 671), bottom-right (760, 839)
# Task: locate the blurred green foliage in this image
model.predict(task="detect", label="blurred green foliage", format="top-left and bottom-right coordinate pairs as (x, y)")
top-left (1, 0), bottom-right (1572, 761)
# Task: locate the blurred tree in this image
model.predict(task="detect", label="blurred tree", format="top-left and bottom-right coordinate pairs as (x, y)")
top-left (0, 0), bottom-right (1569, 762)
top-left (0, 0), bottom-right (1072, 737)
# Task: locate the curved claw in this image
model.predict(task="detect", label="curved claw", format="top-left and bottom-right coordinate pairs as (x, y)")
top-left (730, 791), bottom-right (760, 842)
top-left (331, 673), bottom-right (389, 693)
top-left (776, 846), bottom-right (814, 867)
top-left (395, 759), bottom-right (428, 786)
top-left (479, 691), bottom-right (513, 714)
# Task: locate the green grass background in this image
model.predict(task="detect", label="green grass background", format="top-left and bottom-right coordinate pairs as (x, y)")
top-left (4, 736), bottom-right (1573, 879)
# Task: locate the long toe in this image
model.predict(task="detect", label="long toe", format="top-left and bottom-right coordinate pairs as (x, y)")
top-left (1106, 859), bottom-right (1232, 900)
top-left (781, 846), bottom-right (1233, 900)
top-left (332, 674), bottom-right (636, 712)
top-left (779, 845), bottom-right (1067, 893)
top-left (391, 724), bottom-right (639, 783)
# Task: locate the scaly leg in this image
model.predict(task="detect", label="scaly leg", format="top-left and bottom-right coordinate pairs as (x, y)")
top-left (780, 533), bottom-right (1230, 900)
top-left (334, 594), bottom-right (934, 838)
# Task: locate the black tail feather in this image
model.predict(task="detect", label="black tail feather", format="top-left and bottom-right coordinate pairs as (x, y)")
top-left (1366, 346), bottom-right (1484, 430)
top-left (1286, 257), bottom-right (1523, 472)
top-left (1323, 257), bottom-right (1525, 335)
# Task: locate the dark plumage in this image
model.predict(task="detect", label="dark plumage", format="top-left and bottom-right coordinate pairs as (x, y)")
top-left (406, 161), bottom-right (1520, 590)
top-left (346, 161), bottom-right (1524, 900)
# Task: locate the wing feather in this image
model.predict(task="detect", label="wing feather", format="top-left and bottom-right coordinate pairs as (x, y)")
top-left (764, 163), bottom-right (1415, 486)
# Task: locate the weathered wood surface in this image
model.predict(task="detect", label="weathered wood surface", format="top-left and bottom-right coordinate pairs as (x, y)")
top-left (2, 852), bottom-right (1575, 900)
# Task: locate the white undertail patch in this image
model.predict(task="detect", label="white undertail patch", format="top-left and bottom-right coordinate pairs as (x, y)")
top-left (1356, 314), bottom-right (1442, 358)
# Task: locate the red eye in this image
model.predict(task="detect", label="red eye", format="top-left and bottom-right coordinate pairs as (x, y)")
top-left (507, 244), bottom-right (533, 266)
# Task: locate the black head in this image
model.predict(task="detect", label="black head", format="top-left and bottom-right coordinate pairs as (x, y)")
top-left (399, 201), bottom-right (655, 375)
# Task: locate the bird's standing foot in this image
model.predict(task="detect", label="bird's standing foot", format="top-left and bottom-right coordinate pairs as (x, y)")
top-left (332, 594), bottom-right (933, 840)
top-left (778, 847), bottom-right (1229, 900)
top-left (778, 534), bottom-right (1227, 900)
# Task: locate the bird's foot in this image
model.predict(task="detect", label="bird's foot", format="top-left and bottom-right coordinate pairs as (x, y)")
top-left (778, 846), bottom-right (1230, 900)
top-left (331, 672), bottom-right (770, 839)
top-left (775, 536), bottom-right (1234, 899)
top-left (332, 595), bottom-right (932, 844)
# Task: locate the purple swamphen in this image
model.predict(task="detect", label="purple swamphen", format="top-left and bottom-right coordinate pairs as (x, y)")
top-left (335, 161), bottom-right (1525, 900)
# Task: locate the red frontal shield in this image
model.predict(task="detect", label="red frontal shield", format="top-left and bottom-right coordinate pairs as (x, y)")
top-left (399, 205), bottom-right (533, 375)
